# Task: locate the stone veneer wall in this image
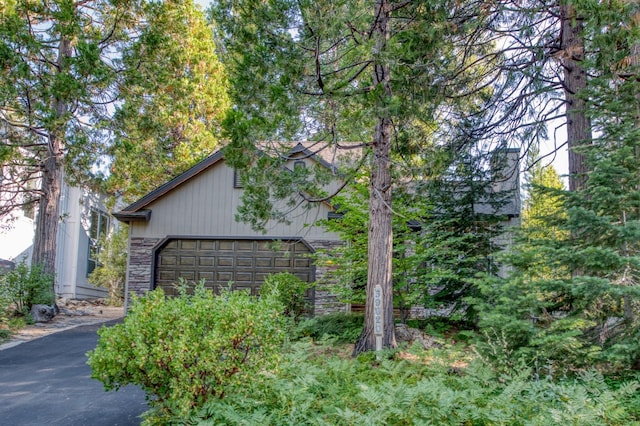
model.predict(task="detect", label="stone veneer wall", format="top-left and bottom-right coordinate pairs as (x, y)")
top-left (306, 239), bottom-right (349, 316)
top-left (126, 237), bottom-right (162, 301)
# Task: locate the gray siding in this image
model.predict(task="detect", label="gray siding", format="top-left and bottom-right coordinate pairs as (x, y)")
top-left (129, 163), bottom-right (341, 242)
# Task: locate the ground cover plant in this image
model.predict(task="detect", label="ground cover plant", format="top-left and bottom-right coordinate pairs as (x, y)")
top-left (192, 340), bottom-right (640, 425)
top-left (89, 289), bottom-right (640, 425)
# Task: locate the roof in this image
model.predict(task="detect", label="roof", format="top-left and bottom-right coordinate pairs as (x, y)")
top-left (112, 150), bottom-right (225, 222)
top-left (112, 143), bottom-right (353, 223)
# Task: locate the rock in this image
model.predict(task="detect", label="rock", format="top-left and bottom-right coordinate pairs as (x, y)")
top-left (30, 304), bottom-right (56, 323)
top-left (395, 323), bottom-right (441, 350)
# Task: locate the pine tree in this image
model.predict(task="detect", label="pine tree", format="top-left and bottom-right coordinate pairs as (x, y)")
top-left (475, 0), bottom-right (640, 369)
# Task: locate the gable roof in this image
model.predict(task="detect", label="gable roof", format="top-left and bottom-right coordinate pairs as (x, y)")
top-left (113, 143), bottom-right (349, 223)
top-left (113, 150), bottom-right (225, 222)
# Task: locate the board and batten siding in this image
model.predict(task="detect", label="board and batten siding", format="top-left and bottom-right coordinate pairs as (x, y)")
top-left (129, 162), bottom-right (341, 242)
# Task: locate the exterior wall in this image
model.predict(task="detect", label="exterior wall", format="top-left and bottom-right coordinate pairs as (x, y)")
top-left (128, 163), bottom-right (340, 242)
top-left (0, 179), bottom-right (109, 299)
top-left (124, 237), bottom-right (163, 310)
top-left (493, 215), bottom-right (521, 278)
top-left (124, 160), bottom-right (345, 311)
top-left (306, 239), bottom-right (349, 315)
top-left (56, 185), bottom-right (109, 299)
top-left (0, 213), bottom-right (34, 263)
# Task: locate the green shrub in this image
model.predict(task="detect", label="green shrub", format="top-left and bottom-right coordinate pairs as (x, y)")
top-left (0, 271), bottom-right (12, 327)
top-left (87, 284), bottom-right (286, 424)
top-left (194, 341), bottom-right (640, 425)
top-left (88, 226), bottom-right (128, 306)
top-left (1, 262), bottom-right (54, 313)
top-left (0, 328), bottom-right (10, 341)
top-left (260, 272), bottom-right (311, 320)
top-left (295, 312), bottom-right (364, 343)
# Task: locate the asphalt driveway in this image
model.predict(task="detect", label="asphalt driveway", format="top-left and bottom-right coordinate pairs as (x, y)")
top-left (0, 320), bottom-right (147, 426)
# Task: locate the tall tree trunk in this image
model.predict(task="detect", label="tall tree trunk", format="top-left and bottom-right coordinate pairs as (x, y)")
top-left (624, 2), bottom-right (640, 326)
top-left (560, 2), bottom-right (591, 192)
top-left (31, 139), bottom-right (62, 278)
top-left (31, 37), bottom-right (72, 289)
top-left (353, 0), bottom-right (397, 355)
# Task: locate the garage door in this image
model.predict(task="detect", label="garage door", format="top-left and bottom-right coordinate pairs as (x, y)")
top-left (154, 239), bottom-right (314, 298)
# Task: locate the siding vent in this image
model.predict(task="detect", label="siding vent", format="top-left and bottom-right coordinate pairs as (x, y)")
top-left (233, 169), bottom-right (243, 188)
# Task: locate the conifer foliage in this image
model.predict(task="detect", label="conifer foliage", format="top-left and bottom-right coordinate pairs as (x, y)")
top-left (475, 1), bottom-right (640, 372)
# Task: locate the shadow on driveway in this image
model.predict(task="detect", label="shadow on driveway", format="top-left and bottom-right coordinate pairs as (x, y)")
top-left (0, 320), bottom-right (147, 426)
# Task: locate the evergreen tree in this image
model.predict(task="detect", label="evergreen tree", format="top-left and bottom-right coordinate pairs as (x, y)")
top-left (211, 0), bottom-right (506, 353)
top-left (0, 0), bottom-right (144, 277)
top-left (107, 0), bottom-right (230, 202)
top-left (474, 0), bottom-right (640, 370)
top-left (309, 149), bottom-right (512, 327)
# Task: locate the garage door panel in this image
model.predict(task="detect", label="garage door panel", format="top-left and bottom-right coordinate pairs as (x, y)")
top-left (236, 241), bottom-right (253, 251)
top-left (256, 241), bottom-right (273, 251)
top-left (157, 270), bottom-right (176, 281)
top-left (236, 272), bottom-right (252, 282)
top-left (218, 240), bottom-right (234, 250)
top-left (159, 255), bottom-right (177, 266)
top-left (155, 239), bottom-right (314, 306)
top-left (237, 257), bottom-right (253, 267)
top-left (274, 258), bottom-right (291, 268)
top-left (295, 258), bottom-right (310, 268)
top-left (200, 240), bottom-right (215, 250)
top-left (178, 271), bottom-right (196, 281)
top-left (180, 256), bottom-right (196, 266)
top-left (198, 271), bottom-right (215, 281)
top-left (217, 257), bottom-right (234, 267)
top-left (199, 257), bottom-right (215, 267)
top-left (295, 272), bottom-right (311, 282)
top-left (256, 257), bottom-right (273, 267)
top-left (164, 240), bottom-right (179, 250)
top-left (217, 271), bottom-right (233, 282)
top-left (180, 240), bottom-right (197, 250)
top-left (254, 272), bottom-right (269, 282)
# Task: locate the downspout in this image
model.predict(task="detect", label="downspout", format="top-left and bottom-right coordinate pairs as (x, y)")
top-left (123, 227), bottom-right (131, 314)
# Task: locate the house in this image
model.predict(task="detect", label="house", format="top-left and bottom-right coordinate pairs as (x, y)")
top-left (115, 143), bottom-right (521, 314)
top-left (0, 172), bottom-right (112, 300)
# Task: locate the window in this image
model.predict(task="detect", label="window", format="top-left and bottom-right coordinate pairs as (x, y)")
top-left (87, 209), bottom-right (109, 276)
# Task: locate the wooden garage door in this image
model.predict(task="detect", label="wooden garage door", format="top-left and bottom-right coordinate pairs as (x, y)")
top-left (154, 239), bottom-right (314, 298)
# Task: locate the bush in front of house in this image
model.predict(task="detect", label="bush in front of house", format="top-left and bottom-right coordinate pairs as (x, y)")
top-left (260, 272), bottom-right (312, 321)
top-left (87, 284), bottom-right (286, 424)
top-left (1, 261), bottom-right (54, 315)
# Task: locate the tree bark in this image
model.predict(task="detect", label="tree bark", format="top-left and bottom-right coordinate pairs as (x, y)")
top-left (31, 36), bottom-right (72, 286)
top-left (353, 0), bottom-right (397, 355)
top-left (560, 2), bottom-right (591, 192)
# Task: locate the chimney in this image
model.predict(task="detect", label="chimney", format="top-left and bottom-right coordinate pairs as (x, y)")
top-left (490, 148), bottom-right (521, 217)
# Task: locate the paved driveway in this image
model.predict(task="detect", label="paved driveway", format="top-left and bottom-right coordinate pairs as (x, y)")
top-left (0, 320), bottom-right (147, 426)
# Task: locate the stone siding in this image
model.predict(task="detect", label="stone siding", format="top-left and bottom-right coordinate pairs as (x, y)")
top-left (126, 237), bottom-right (162, 301)
top-left (307, 239), bottom-right (349, 315)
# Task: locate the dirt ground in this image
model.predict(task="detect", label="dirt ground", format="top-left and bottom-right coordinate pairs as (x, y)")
top-left (0, 299), bottom-right (124, 350)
